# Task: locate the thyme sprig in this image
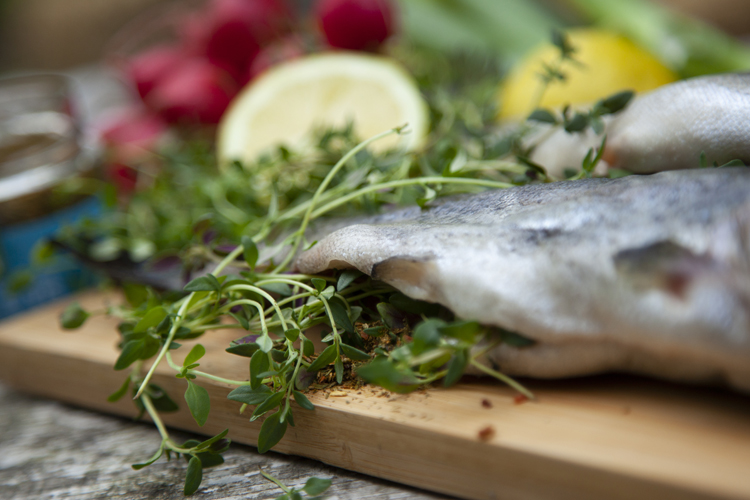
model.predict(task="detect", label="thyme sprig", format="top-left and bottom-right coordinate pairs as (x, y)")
top-left (61, 125), bottom-right (536, 495)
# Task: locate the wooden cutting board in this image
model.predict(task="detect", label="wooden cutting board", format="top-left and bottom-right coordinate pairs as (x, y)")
top-left (1, 291), bottom-right (749, 500)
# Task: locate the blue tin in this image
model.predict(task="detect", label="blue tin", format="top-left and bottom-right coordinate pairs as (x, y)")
top-left (0, 197), bottom-right (101, 319)
top-left (0, 74), bottom-right (101, 319)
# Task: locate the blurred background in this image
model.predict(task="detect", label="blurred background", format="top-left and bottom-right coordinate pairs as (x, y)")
top-left (1, 0), bottom-right (749, 71)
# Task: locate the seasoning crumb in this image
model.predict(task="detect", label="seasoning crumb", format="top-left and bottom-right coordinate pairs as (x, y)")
top-left (481, 398), bottom-right (492, 409)
top-left (330, 390), bottom-right (347, 397)
top-left (478, 425), bottom-right (495, 442)
top-left (513, 394), bottom-right (529, 405)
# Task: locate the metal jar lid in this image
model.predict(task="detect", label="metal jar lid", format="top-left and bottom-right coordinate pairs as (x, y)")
top-left (0, 74), bottom-right (98, 225)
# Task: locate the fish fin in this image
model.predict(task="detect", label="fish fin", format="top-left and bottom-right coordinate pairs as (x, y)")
top-left (614, 241), bottom-right (712, 299)
top-left (371, 257), bottom-right (442, 302)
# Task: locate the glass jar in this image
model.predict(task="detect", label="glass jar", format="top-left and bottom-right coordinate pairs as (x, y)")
top-left (0, 74), bottom-right (100, 319)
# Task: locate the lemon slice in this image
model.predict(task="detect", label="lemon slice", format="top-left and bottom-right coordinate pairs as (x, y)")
top-left (497, 29), bottom-right (678, 120)
top-left (217, 52), bottom-right (429, 167)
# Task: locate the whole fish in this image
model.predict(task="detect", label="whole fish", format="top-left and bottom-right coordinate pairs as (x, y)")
top-left (296, 168), bottom-right (750, 392)
top-left (529, 73), bottom-right (750, 178)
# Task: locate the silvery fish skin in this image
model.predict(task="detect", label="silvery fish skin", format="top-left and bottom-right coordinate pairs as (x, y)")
top-left (296, 168), bottom-right (750, 391)
top-left (530, 74), bottom-right (750, 178)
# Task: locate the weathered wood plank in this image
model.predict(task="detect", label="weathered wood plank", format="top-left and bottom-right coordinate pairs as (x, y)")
top-left (1, 291), bottom-right (750, 500)
top-left (0, 383), bottom-right (449, 499)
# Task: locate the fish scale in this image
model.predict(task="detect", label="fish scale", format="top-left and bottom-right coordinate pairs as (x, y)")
top-left (296, 168), bottom-right (750, 392)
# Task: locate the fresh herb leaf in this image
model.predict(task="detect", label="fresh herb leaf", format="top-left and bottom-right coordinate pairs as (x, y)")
top-left (284, 328), bottom-right (300, 342)
top-left (412, 319), bottom-right (443, 355)
top-left (334, 358), bottom-right (344, 384)
top-left (301, 338), bottom-right (315, 357)
top-left (185, 381), bottom-right (210, 426)
top-left (340, 343), bottom-right (370, 361)
top-left (114, 336), bottom-right (159, 370)
top-left (226, 342), bottom-right (260, 357)
top-left (134, 306), bottom-right (167, 333)
top-left (336, 269), bottom-right (362, 291)
top-left (308, 344), bottom-right (337, 372)
top-left (229, 312), bottom-right (250, 330)
top-left (564, 112), bottom-right (589, 133)
top-left (311, 278), bottom-right (327, 293)
top-left (257, 410), bottom-right (288, 453)
top-left (551, 29), bottom-right (576, 59)
top-left (60, 302), bottom-right (89, 330)
top-left (147, 384), bottom-right (179, 412)
top-left (183, 344), bottom-right (206, 367)
top-left (257, 335), bottom-right (273, 353)
top-left (328, 299), bottom-right (353, 333)
top-left (597, 90), bottom-right (635, 115)
top-left (252, 391), bottom-right (284, 419)
top-left (440, 320), bottom-right (482, 343)
top-left (242, 236), bottom-right (259, 269)
top-left (184, 456), bottom-right (203, 495)
top-left (376, 302), bottom-right (404, 329)
top-left (527, 108), bottom-right (558, 124)
top-left (499, 329), bottom-right (536, 347)
top-left (303, 477), bottom-right (332, 496)
top-left (107, 378), bottom-right (130, 403)
top-left (357, 358), bottom-right (420, 394)
top-left (292, 390), bottom-right (315, 411)
top-left (250, 350), bottom-right (271, 389)
top-left (196, 451), bottom-right (224, 468)
top-left (227, 385), bottom-right (272, 405)
top-left (184, 274), bottom-right (222, 292)
top-left (444, 349), bottom-right (469, 387)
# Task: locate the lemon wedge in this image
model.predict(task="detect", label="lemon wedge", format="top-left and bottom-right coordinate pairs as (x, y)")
top-left (497, 29), bottom-right (678, 120)
top-left (217, 52), bottom-right (429, 167)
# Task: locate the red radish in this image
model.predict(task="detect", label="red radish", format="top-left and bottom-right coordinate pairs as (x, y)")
top-left (202, 0), bottom-right (293, 76)
top-left (314, 0), bottom-right (395, 51)
top-left (246, 35), bottom-right (305, 81)
top-left (125, 45), bottom-right (186, 99)
top-left (108, 163), bottom-right (139, 193)
top-left (146, 58), bottom-right (238, 124)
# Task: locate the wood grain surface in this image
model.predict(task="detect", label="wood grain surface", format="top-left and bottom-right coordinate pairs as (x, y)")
top-left (0, 382), bottom-right (448, 499)
top-left (1, 291), bottom-right (750, 500)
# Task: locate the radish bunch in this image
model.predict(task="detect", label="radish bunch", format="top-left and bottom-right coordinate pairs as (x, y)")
top-left (117, 0), bottom-right (397, 127)
top-left (120, 0), bottom-right (292, 126)
top-left (105, 0), bottom-right (396, 191)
